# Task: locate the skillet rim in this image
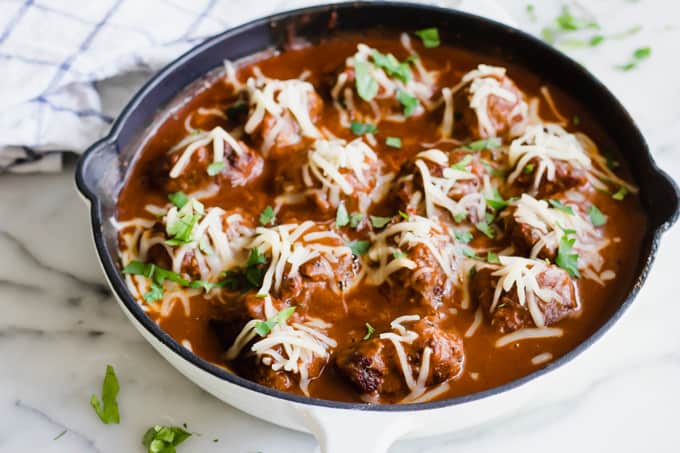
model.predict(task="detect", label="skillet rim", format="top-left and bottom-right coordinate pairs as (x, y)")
top-left (75, 0), bottom-right (678, 412)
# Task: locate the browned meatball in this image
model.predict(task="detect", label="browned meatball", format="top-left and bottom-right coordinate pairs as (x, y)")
top-left (335, 318), bottom-right (464, 398)
top-left (456, 71), bottom-right (528, 140)
top-left (471, 265), bottom-right (578, 333)
top-left (511, 158), bottom-right (588, 198)
top-left (158, 140), bottom-right (263, 194)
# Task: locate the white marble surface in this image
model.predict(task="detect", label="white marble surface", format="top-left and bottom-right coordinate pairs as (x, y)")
top-left (1, 0), bottom-right (679, 452)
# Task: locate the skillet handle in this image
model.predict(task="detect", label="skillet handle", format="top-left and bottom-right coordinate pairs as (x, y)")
top-left (648, 166), bottom-right (680, 231)
top-left (298, 407), bottom-right (409, 453)
top-left (75, 139), bottom-right (119, 203)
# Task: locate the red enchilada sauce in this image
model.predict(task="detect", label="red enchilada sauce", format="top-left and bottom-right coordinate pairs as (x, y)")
top-left (116, 32), bottom-right (646, 404)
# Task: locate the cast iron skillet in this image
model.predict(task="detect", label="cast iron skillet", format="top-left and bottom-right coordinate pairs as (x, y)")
top-left (75, 1), bottom-right (679, 412)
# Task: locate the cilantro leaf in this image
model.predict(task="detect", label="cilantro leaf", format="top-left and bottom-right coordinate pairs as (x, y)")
top-left (556, 231), bottom-right (580, 278)
top-left (346, 240), bottom-right (370, 256)
top-left (371, 50), bottom-right (412, 83)
top-left (588, 204), bottom-right (607, 226)
top-left (386, 136), bottom-right (402, 148)
top-left (354, 60), bottom-right (378, 101)
top-left (415, 27), bottom-right (440, 48)
top-left (350, 121), bottom-right (377, 136)
top-left (451, 155), bottom-right (474, 171)
top-left (453, 212), bottom-right (467, 223)
top-left (254, 306), bottom-right (296, 336)
top-left (462, 247), bottom-right (478, 259)
top-left (143, 282), bottom-right (164, 302)
top-left (166, 211), bottom-right (200, 245)
top-left (349, 213), bottom-right (365, 228)
top-left (370, 215), bottom-right (391, 229)
top-left (555, 6), bottom-right (598, 31)
top-left (398, 210), bottom-right (410, 220)
top-left (363, 323), bottom-right (376, 340)
top-left (612, 186), bottom-right (628, 200)
top-left (523, 163), bottom-right (535, 174)
top-left (397, 90), bottom-right (418, 117)
top-left (336, 203), bottom-right (350, 227)
top-left (549, 199), bottom-right (574, 214)
top-left (207, 161), bottom-right (225, 176)
top-left (454, 230), bottom-right (473, 244)
top-left (393, 250), bottom-right (407, 259)
top-left (463, 137), bottom-right (501, 151)
top-left (475, 221), bottom-right (495, 239)
top-left (90, 365), bottom-right (120, 424)
top-left (167, 192), bottom-right (189, 209)
top-left (485, 188), bottom-right (508, 211)
top-left (142, 425), bottom-right (191, 453)
top-left (259, 205), bottom-right (275, 226)
top-left (487, 251), bottom-right (500, 264)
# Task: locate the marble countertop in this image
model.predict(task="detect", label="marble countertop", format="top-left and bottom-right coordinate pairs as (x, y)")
top-left (1, 0), bottom-right (679, 452)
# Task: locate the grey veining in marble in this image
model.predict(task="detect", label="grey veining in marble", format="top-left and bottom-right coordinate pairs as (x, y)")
top-left (1, 0), bottom-right (679, 452)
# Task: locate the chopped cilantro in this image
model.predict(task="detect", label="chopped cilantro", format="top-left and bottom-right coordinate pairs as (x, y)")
top-left (398, 210), bottom-right (410, 220)
top-left (206, 161), bottom-right (225, 176)
top-left (454, 230), bottom-right (473, 244)
top-left (336, 203), bottom-right (349, 227)
top-left (588, 204), bottom-right (607, 226)
top-left (415, 27), bottom-right (440, 48)
top-left (90, 365), bottom-right (120, 424)
top-left (541, 27), bottom-right (556, 44)
top-left (616, 46), bottom-right (651, 71)
top-left (487, 251), bottom-right (500, 264)
top-left (371, 50), bottom-right (412, 83)
top-left (589, 35), bottom-right (605, 46)
top-left (462, 247), bottom-right (478, 259)
top-left (53, 430), bottom-right (67, 441)
top-left (166, 210), bottom-right (200, 246)
top-left (370, 215), bottom-right (391, 229)
top-left (143, 282), bottom-right (164, 302)
top-left (354, 60), bottom-right (378, 101)
top-left (485, 188), bottom-right (508, 210)
top-left (555, 6), bottom-right (598, 31)
top-left (167, 192), bottom-right (189, 209)
top-left (475, 221), bottom-right (495, 239)
top-left (572, 115), bottom-right (581, 125)
top-left (556, 230), bottom-right (580, 278)
top-left (526, 4), bottom-right (537, 22)
top-left (363, 323), bottom-right (376, 340)
top-left (350, 121), bottom-right (377, 136)
top-left (453, 212), bottom-right (467, 223)
top-left (259, 205), bottom-right (275, 226)
top-left (396, 90), bottom-right (418, 117)
top-left (523, 163), bottom-right (535, 174)
top-left (123, 261), bottom-right (190, 302)
top-left (349, 213), bottom-right (365, 228)
top-left (386, 136), bottom-right (402, 148)
top-left (142, 425), bottom-right (191, 453)
top-left (463, 137), bottom-right (501, 151)
top-left (393, 250), bottom-right (407, 259)
top-left (549, 199), bottom-right (574, 214)
top-left (346, 240), bottom-right (370, 256)
top-left (254, 306), bottom-right (296, 336)
top-left (612, 186), bottom-right (628, 200)
top-left (451, 155), bottom-right (474, 171)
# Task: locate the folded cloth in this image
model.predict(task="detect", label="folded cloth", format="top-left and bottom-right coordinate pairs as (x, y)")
top-left (0, 0), bottom-right (511, 173)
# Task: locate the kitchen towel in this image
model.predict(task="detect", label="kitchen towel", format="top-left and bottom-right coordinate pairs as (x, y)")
top-left (0, 0), bottom-right (511, 172)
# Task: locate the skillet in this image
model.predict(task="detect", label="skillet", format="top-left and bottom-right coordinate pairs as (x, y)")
top-left (75, 2), bottom-right (679, 451)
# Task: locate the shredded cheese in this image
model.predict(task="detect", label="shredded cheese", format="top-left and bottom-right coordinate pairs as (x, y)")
top-left (168, 126), bottom-right (245, 178)
top-left (496, 327), bottom-right (563, 347)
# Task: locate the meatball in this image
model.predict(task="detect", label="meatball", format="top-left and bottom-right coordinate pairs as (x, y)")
top-left (335, 318), bottom-right (465, 398)
top-left (454, 65), bottom-right (528, 140)
top-left (511, 159), bottom-right (588, 198)
top-left (160, 139), bottom-right (263, 194)
top-left (389, 243), bottom-right (456, 311)
top-left (470, 265), bottom-right (578, 333)
top-left (245, 79), bottom-right (324, 158)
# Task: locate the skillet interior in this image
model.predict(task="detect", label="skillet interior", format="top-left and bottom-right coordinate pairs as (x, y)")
top-left (76, 1), bottom-right (679, 411)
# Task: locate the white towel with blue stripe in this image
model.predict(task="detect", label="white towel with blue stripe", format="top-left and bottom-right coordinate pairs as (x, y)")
top-left (0, 0), bottom-right (510, 172)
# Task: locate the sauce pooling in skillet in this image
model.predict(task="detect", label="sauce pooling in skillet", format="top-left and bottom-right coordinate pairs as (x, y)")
top-left (116, 32), bottom-right (646, 404)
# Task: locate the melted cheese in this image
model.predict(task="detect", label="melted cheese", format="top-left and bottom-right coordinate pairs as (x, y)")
top-left (490, 256), bottom-right (560, 328)
top-left (168, 126), bottom-right (245, 178)
top-left (451, 64), bottom-right (528, 138)
top-left (366, 215), bottom-right (457, 286)
top-left (226, 296), bottom-right (336, 395)
top-left (244, 76), bottom-right (321, 153)
top-left (249, 221), bottom-right (354, 296)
